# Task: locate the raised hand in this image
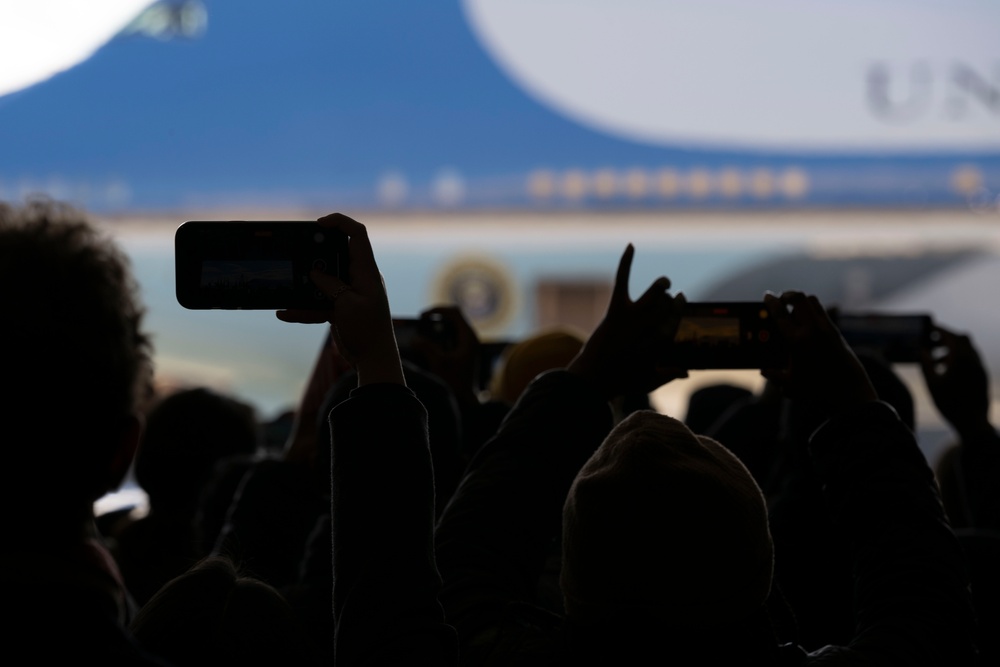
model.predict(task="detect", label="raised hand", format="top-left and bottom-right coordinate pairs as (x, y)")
top-left (276, 213), bottom-right (404, 387)
top-left (762, 291), bottom-right (877, 416)
top-left (567, 244), bottom-right (687, 400)
top-left (409, 305), bottom-right (483, 409)
top-left (282, 331), bottom-right (353, 465)
top-left (921, 325), bottom-right (992, 441)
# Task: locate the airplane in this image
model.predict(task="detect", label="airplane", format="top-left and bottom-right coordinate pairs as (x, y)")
top-left (2, 1), bottom-right (999, 473)
top-left (1, 0), bottom-right (997, 210)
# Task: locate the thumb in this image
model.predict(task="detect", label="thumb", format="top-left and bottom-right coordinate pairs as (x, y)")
top-left (309, 270), bottom-right (349, 300)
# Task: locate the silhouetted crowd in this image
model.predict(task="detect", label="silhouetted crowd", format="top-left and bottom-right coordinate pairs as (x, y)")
top-left (2, 201), bottom-right (997, 665)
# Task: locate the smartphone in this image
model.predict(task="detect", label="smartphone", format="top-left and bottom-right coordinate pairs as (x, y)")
top-left (175, 221), bottom-right (349, 309)
top-left (832, 312), bottom-right (933, 363)
top-left (662, 302), bottom-right (786, 369)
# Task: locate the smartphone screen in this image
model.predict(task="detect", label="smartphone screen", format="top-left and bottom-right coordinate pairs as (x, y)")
top-left (176, 221), bottom-right (348, 309)
top-left (674, 316), bottom-right (742, 347)
top-left (665, 302), bottom-right (782, 369)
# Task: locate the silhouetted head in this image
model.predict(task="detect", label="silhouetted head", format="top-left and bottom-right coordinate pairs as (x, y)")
top-left (561, 411), bottom-right (774, 628)
top-left (684, 383), bottom-right (754, 434)
top-left (137, 387), bottom-right (260, 514)
top-left (0, 199), bottom-right (152, 514)
top-left (130, 555), bottom-right (307, 666)
top-left (490, 328), bottom-right (585, 405)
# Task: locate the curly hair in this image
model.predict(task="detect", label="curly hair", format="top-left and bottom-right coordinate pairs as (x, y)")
top-left (0, 199), bottom-right (153, 502)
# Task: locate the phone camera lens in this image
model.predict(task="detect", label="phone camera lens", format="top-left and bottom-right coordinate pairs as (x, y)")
top-left (314, 232), bottom-right (325, 243)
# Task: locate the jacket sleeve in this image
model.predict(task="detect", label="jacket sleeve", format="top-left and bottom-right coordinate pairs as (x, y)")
top-left (329, 383), bottom-right (458, 666)
top-left (806, 401), bottom-right (977, 665)
top-left (434, 370), bottom-right (615, 649)
top-left (956, 426), bottom-right (1000, 531)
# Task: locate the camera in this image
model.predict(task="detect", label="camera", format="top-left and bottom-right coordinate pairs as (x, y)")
top-left (175, 221), bottom-right (349, 310)
top-left (831, 312), bottom-right (933, 363)
top-left (662, 302), bottom-right (786, 369)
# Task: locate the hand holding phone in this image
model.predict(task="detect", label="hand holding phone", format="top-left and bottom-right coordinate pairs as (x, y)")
top-left (276, 213), bottom-right (403, 387)
top-left (395, 307), bottom-right (487, 407)
top-left (762, 291), bottom-right (877, 414)
top-left (568, 244), bottom-right (687, 399)
top-left (921, 325), bottom-right (992, 439)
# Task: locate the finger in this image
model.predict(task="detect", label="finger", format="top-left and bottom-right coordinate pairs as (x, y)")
top-left (317, 212), bottom-right (379, 282)
top-left (659, 291), bottom-right (686, 339)
top-left (801, 294), bottom-right (841, 335)
top-left (953, 333), bottom-right (973, 351)
top-left (317, 212), bottom-right (371, 261)
top-left (778, 292), bottom-right (822, 319)
top-left (932, 323), bottom-right (959, 340)
top-left (775, 291), bottom-right (823, 332)
top-left (764, 292), bottom-right (793, 335)
top-left (611, 244), bottom-right (635, 305)
top-left (309, 269), bottom-right (350, 299)
top-left (635, 276), bottom-right (672, 307)
top-left (919, 338), bottom-right (938, 371)
top-left (424, 305), bottom-right (478, 345)
top-left (277, 309), bottom-right (333, 324)
top-left (803, 294), bottom-right (828, 319)
top-left (778, 290), bottom-right (808, 309)
top-left (672, 291), bottom-right (687, 313)
top-left (318, 211), bottom-right (364, 235)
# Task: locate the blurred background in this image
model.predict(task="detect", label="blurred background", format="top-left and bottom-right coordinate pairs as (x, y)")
top-left (2, 1), bottom-right (998, 494)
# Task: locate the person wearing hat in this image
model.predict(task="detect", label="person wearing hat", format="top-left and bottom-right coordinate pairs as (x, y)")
top-left (435, 246), bottom-right (976, 665)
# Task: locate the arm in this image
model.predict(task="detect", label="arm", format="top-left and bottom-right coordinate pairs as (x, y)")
top-left (808, 401), bottom-right (977, 665)
top-left (435, 244), bottom-right (685, 649)
top-left (409, 306), bottom-right (483, 415)
top-left (921, 326), bottom-right (994, 446)
top-left (763, 293), bottom-right (976, 665)
top-left (404, 306), bottom-right (503, 463)
top-left (921, 325), bottom-right (1000, 530)
top-left (283, 331), bottom-right (353, 467)
top-left (330, 382), bottom-right (456, 666)
top-left (278, 213), bottom-right (456, 666)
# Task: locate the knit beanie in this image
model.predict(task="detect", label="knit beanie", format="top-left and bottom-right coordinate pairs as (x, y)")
top-left (561, 410), bottom-right (773, 627)
top-left (489, 328), bottom-right (585, 404)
